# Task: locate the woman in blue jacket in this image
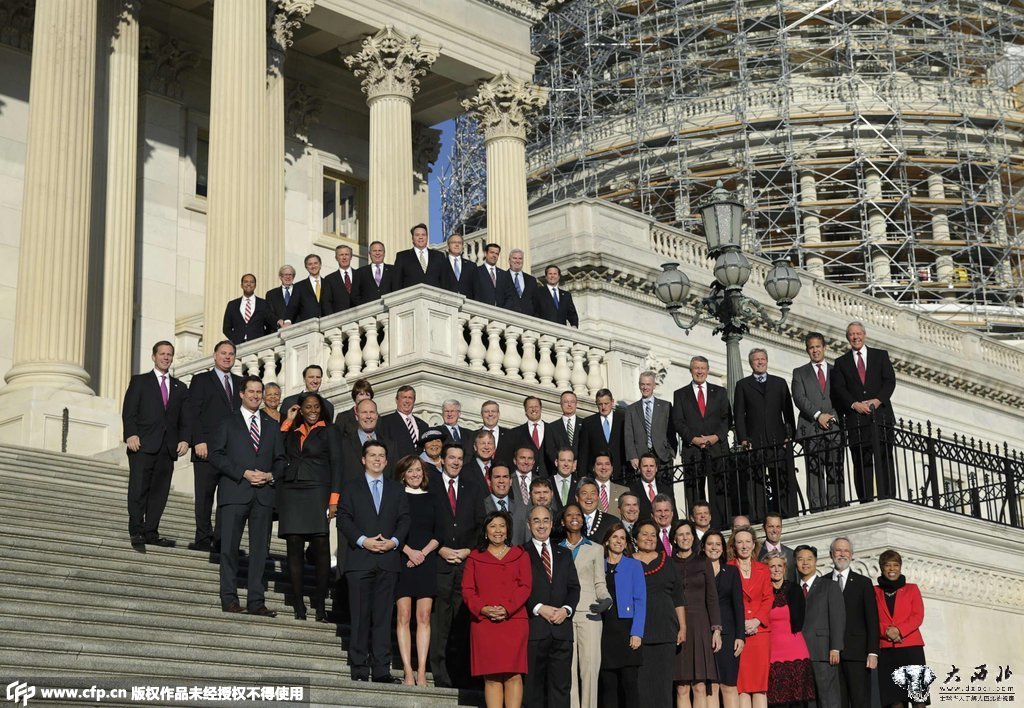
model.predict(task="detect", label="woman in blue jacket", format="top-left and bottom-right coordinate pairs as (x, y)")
top-left (598, 523), bottom-right (646, 708)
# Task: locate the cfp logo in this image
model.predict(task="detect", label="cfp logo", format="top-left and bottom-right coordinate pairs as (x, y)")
top-left (893, 665), bottom-right (937, 703)
top-left (5, 682), bottom-right (35, 707)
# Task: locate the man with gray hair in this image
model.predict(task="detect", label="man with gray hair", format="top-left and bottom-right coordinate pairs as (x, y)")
top-left (829, 536), bottom-right (879, 708)
top-left (265, 264), bottom-right (296, 328)
top-left (733, 347), bottom-right (796, 520)
top-left (440, 398), bottom-right (474, 456)
top-left (504, 247), bottom-right (538, 316)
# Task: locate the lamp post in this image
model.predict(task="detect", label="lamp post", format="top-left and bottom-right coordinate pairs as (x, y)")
top-left (654, 181), bottom-right (802, 405)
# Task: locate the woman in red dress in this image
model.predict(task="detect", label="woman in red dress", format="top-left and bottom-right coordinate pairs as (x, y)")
top-left (728, 526), bottom-right (772, 708)
top-left (462, 510), bottom-right (532, 708)
top-left (764, 552), bottom-right (816, 706)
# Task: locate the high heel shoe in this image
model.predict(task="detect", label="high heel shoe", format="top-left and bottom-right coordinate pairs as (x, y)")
top-left (293, 604), bottom-right (308, 621)
top-left (314, 607), bottom-right (329, 623)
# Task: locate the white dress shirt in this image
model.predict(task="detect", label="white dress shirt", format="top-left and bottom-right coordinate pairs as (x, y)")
top-left (530, 537), bottom-right (574, 617)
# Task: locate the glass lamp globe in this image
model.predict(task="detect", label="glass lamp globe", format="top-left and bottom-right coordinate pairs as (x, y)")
top-left (655, 263), bottom-right (690, 307)
top-left (713, 250), bottom-right (752, 289)
top-left (700, 181), bottom-right (744, 254)
top-left (765, 258), bottom-right (802, 303)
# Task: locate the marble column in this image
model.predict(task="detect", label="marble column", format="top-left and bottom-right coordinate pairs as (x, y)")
top-left (266, 1), bottom-right (313, 285)
top-left (927, 173), bottom-right (954, 285)
top-left (463, 73), bottom-right (548, 272)
top-left (798, 169), bottom-right (825, 278)
top-left (204, 0), bottom-right (268, 352)
top-left (345, 26), bottom-right (438, 257)
top-left (864, 168), bottom-right (892, 284)
top-left (5, 0), bottom-right (99, 394)
top-left (99, 0), bottom-right (141, 402)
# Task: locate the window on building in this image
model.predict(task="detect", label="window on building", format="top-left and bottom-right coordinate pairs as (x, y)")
top-left (322, 171), bottom-right (364, 243)
top-left (195, 130), bottom-right (209, 198)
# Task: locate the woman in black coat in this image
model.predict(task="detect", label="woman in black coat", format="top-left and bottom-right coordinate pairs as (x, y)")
top-left (279, 392), bottom-right (343, 621)
top-left (702, 530), bottom-right (745, 708)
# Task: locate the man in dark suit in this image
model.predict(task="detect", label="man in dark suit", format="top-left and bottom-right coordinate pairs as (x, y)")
top-left (321, 244), bottom-right (356, 316)
top-left (393, 223), bottom-right (444, 290)
top-left (534, 264), bottom-right (579, 328)
top-left (830, 321), bottom-right (897, 503)
top-left (483, 463), bottom-right (529, 545)
top-left (440, 398), bottom-right (475, 457)
top-left (544, 391), bottom-right (582, 464)
top-left (576, 478), bottom-right (619, 542)
top-left (286, 253), bottom-right (325, 323)
top-left (524, 504), bottom-right (580, 708)
top-left (467, 429), bottom-right (496, 491)
top-left (338, 399), bottom-right (396, 485)
top-left (430, 443), bottom-right (487, 688)
top-left (629, 452), bottom-right (676, 521)
top-left (223, 274), bottom-right (277, 344)
top-left (796, 544), bottom-right (845, 708)
top-left (438, 233), bottom-right (477, 299)
top-left (511, 447), bottom-right (539, 508)
top-left (185, 340), bottom-right (244, 552)
top-left (830, 537), bottom-right (878, 708)
top-left (351, 240), bottom-right (394, 305)
top-left (479, 399), bottom-right (513, 465)
top-left (578, 389), bottom-right (627, 479)
top-left (280, 365), bottom-right (334, 422)
top-left (122, 341), bottom-right (190, 551)
top-left (792, 332), bottom-right (844, 512)
top-left (504, 248), bottom-right (538, 316)
top-left (472, 242), bottom-right (514, 307)
top-left (378, 385), bottom-right (429, 460)
top-left (265, 264), bottom-right (296, 328)
top-left (624, 371), bottom-right (676, 475)
top-left (337, 439), bottom-right (410, 682)
top-left (207, 376), bottom-right (286, 615)
top-left (757, 512), bottom-right (796, 582)
top-left (672, 356), bottom-right (731, 529)
top-left (733, 348), bottom-right (796, 520)
top-left (509, 396), bottom-right (554, 477)
top-left (616, 493), bottom-right (641, 553)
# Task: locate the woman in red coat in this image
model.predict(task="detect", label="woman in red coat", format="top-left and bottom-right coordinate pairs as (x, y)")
top-left (728, 526), bottom-right (772, 708)
top-left (462, 510), bottom-right (532, 708)
top-left (875, 549), bottom-right (929, 708)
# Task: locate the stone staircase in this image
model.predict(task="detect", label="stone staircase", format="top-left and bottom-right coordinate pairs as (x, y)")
top-left (0, 444), bottom-right (465, 707)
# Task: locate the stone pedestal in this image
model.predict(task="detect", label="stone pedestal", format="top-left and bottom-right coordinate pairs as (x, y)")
top-left (0, 386), bottom-right (118, 456)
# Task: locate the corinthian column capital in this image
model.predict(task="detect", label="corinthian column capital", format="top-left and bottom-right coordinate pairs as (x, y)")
top-left (343, 25), bottom-right (439, 101)
top-left (267, 0), bottom-right (314, 76)
top-left (462, 73), bottom-right (548, 142)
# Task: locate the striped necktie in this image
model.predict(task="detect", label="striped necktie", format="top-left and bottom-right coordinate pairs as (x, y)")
top-left (249, 413), bottom-right (260, 450)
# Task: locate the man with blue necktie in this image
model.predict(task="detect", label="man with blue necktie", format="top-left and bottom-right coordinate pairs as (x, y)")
top-left (534, 264), bottom-right (579, 328)
top-left (503, 248), bottom-right (539, 316)
top-left (265, 264), bottom-right (296, 328)
top-left (578, 388), bottom-right (627, 479)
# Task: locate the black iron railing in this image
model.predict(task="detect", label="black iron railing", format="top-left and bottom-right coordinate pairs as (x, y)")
top-left (627, 416), bottom-right (1024, 529)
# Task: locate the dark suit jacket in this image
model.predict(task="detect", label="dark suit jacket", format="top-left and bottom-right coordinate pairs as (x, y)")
top-left (534, 285), bottom-right (579, 327)
top-left (442, 424), bottom-right (476, 458)
top-left (734, 374), bottom-right (795, 446)
top-left (352, 263), bottom-right (394, 305)
top-left (578, 410), bottom-right (627, 479)
top-left (544, 416), bottom-right (582, 462)
top-left (286, 277), bottom-right (323, 322)
top-left (801, 574), bottom-right (846, 660)
top-left (439, 256), bottom-right (477, 299)
top-left (321, 270), bottom-right (356, 316)
top-left (430, 474), bottom-right (486, 565)
top-left (207, 410), bottom-right (286, 506)
top-left (264, 286), bottom-right (291, 323)
top-left (836, 569), bottom-right (880, 661)
top-left (393, 248), bottom-right (444, 290)
top-left (583, 510), bottom-right (620, 542)
top-left (672, 383), bottom-right (731, 463)
top-left (378, 411), bottom-right (430, 460)
top-left (509, 422), bottom-right (555, 477)
top-left (629, 478), bottom-right (676, 521)
top-left (280, 392), bottom-right (334, 423)
top-left (222, 297), bottom-right (277, 344)
top-left (337, 474), bottom-right (410, 572)
top-left (186, 368), bottom-right (245, 459)
top-left (339, 429), bottom-right (395, 487)
top-left (473, 265), bottom-right (514, 308)
top-left (504, 270), bottom-right (538, 316)
top-left (283, 423), bottom-right (343, 486)
top-left (525, 540), bottom-right (581, 641)
top-left (479, 426), bottom-right (514, 465)
top-left (550, 474), bottom-right (579, 509)
top-left (122, 371), bottom-right (190, 457)
top-left (830, 347), bottom-right (897, 437)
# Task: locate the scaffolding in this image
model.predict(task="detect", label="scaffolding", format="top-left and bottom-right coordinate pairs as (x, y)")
top-left (442, 0), bottom-right (1024, 333)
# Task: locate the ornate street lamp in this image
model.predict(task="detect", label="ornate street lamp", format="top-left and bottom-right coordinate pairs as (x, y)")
top-left (654, 181), bottom-right (802, 404)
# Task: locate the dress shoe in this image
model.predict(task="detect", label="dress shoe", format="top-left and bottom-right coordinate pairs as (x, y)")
top-left (349, 673), bottom-right (369, 682)
top-left (249, 606), bottom-right (277, 617)
top-left (371, 674), bottom-right (402, 684)
top-left (314, 607), bottom-right (329, 623)
top-left (293, 604), bottom-right (308, 621)
top-left (145, 536), bottom-right (176, 547)
top-left (130, 535), bottom-right (147, 553)
top-left (222, 602), bottom-right (243, 614)
top-left (187, 540), bottom-right (212, 552)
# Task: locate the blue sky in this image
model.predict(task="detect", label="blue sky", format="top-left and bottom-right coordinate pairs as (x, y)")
top-left (427, 119), bottom-right (455, 242)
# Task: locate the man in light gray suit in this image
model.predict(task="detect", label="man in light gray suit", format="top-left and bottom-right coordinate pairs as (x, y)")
top-left (792, 332), bottom-right (845, 512)
top-left (796, 544), bottom-right (845, 708)
top-left (624, 371), bottom-right (677, 473)
top-left (483, 463), bottom-right (529, 545)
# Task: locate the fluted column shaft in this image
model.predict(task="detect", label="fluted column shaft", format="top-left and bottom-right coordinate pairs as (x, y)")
top-left (99, 0), bottom-right (141, 401)
top-left (6, 0), bottom-right (98, 393)
top-left (204, 0), bottom-right (267, 352)
top-left (865, 169), bottom-right (891, 284)
top-left (798, 170), bottom-right (824, 278)
top-left (463, 74), bottom-right (547, 274)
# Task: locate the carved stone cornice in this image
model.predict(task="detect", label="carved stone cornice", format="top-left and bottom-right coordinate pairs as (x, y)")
top-left (343, 26), bottom-right (439, 102)
top-left (412, 122), bottom-right (442, 178)
top-left (0, 0), bottom-right (34, 52)
top-left (140, 28), bottom-right (198, 100)
top-left (284, 81), bottom-right (321, 142)
top-left (462, 72), bottom-right (549, 142)
top-left (478, 0), bottom-right (548, 22)
top-left (267, 0), bottom-right (314, 78)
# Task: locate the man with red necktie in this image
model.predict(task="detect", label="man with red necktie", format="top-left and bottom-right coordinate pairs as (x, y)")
top-left (830, 321), bottom-right (897, 504)
top-left (792, 331), bottom-right (845, 512)
top-left (222, 273), bottom-right (277, 344)
top-left (321, 243), bottom-right (356, 316)
top-left (672, 355), bottom-right (731, 529)
top-left (629, 452), bottom-right (677, 522)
